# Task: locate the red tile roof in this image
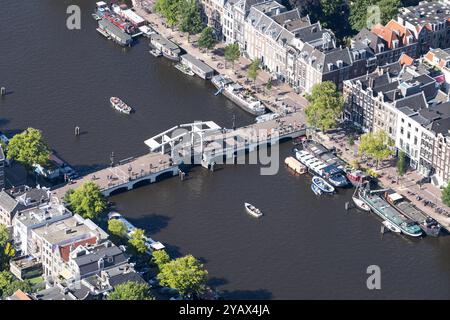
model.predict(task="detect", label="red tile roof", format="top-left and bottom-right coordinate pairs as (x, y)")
top-left (399, 53), bottom-right (414, 66)
top-left (59, 236), bottom-right (97, 262)
top-left (371, 24), bottom-right (399, 49)
top-left (11, 290), bottom-right (32, 300)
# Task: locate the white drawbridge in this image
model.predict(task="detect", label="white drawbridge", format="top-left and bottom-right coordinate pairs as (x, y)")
top-left (144, 121), bottom-right (222, 161)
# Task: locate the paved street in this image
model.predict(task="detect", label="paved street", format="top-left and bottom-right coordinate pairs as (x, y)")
top-left (132, 0), bottom-right (309, 115)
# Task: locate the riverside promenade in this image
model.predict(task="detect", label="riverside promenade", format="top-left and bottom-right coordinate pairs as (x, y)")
top-left (312, 130), bottom-right (450, 231)
top-left (132, 0), bottom-right (309, 114)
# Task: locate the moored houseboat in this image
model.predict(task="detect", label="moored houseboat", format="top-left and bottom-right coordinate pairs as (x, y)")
top-left (284, 156), bottom-right (307, 174)
top-left (358, 186), bottom-right (423, 237)
top-left (150, 34), bottom-right (181, 61)
top-left (385, 191), bottom-right (441, 237)
top-left (211, 75), bottom-right (266, 115)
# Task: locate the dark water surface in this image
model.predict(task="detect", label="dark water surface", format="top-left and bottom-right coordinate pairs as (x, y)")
top-left (0, 1), bottom-right (449, 299)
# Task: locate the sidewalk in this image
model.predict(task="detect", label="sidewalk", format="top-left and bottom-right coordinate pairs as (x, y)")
top-left (132, 1), bottom-right (308, 115)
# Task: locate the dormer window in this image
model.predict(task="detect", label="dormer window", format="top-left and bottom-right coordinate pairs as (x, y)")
top-left (336, 60), bottom-right (343, 68)
top-left (392, 39), bottom-right (399, 49)
top-left (378, 43), bottom-right (385, 53)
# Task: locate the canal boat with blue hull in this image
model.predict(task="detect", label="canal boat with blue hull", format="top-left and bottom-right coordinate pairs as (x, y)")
top-left (321, 164), bottom-right (350, 187)
top-left (312, 176), bottom-right (335, 194)
top-left (358, 187), bottom-right (423, 237)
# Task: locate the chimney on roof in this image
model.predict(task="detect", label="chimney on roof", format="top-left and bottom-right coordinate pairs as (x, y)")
top-left (377, 67), bottom-right (384, 76)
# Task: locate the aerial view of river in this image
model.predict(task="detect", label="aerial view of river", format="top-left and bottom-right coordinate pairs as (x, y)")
top-left (0, 0), bottom-right (449, 299)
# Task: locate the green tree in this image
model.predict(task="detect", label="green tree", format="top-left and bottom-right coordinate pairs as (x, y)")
top-left (349, 0), bottom-right (401, 32)
top-left (224, 43), bottom-right (240, 69)
top-left (157, 254), bottom-right (208, 297)
top-left (247, 58), bottom-right (260, 88)
top-left (107, 281), bottom-right (153, 300)
top-left (179, 0), bottom-right (203, 35)
top-left (0, 226), bottom-right (15, 271)
top-left (305, 81), bottom-right (344, 132)
top-left (0, 271), bottom-right (31, 298)
top-left (6, 128), bottom-right (50, 169)
top-left (358, 130), bottom-right (395, 168)
top-left (108, 219), bottom-right (127, 238)
top-left (442, 183), bottom-right (450, 207)
top-left (0, 225), bottom-right (8, 248)
top-left (154, 0), bottom-right (182, 27)
top-left (266, 78), bottom-right (273, 91)
top-left (64, 182), bottom-right (107, 220)
top-left (128, 229), bottom-right (147, 254)
top-left (397, 150), bottom-right (407, 176)
top-left (198, 27), bottom-right (216, 51)
top-left (320, 0), bottom-right (343, 16)
top-left (378, 0), bottom-right (401, 25)
top-left (348, 136), bottom-right (355, 146)
top-left (152, 249), bottom-right (171, 270)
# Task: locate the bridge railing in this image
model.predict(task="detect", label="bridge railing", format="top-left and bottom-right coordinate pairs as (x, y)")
top-left (100, 162), bottom-right (174, 191)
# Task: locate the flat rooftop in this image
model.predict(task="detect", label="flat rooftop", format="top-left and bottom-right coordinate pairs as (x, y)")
top-left (15, 204), bottom-right (70, 227)
top-left (33, 215), bottom-right (100, 245)
top-left (399, 2), bottom-right (450, 25)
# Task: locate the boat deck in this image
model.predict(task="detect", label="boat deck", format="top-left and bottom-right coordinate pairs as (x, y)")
top-left (362, 193), bottom-right (409, 226)
top-left (396, 201), bottom-right (428, 223)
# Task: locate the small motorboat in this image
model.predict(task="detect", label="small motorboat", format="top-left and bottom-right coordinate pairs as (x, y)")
top-left (244, 202), bottom-right (263, 218)
top-left (174, 63), bottom-right (195, 76)
top-left (382, 220), bottom-right (402, 233)
top-left (312, 176), bottom-right (335, 194)
top-left (311, 183), bottom-right (322, 196)
top-left (110, 97), bottom-right (132, 114)
top-left (352, 196), bottom-right (370, 211)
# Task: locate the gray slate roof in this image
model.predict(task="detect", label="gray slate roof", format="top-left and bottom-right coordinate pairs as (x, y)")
top-left (0, 191), bottom-right (19, 213)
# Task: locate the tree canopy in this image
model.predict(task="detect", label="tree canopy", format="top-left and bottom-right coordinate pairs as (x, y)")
top-left (64, 182), bottom-right (107, 220)
top-left (358, 130), bottom-right (395, 167)
top-left (179, 0), bottom-right (203, 35)
top-left (107, 281), bottom-right (153, 300)
top-left (442, 183), bottom-right (450, 207)
top-left (154, 0), bottom-right (183, 27)
top-left (198, 27), bottom-right (216, 51)
top-left (108, 219), bottom-right (127, 238)
top-left (247, 58), bottom-right (260, 85)
top-left (0, 271), bottom-right (31, 298)
top-left (0, 226), bottom-right (15, 271)
top-left (305, 81), bottom-right (344, 132)
top-left (349, 0), bottom-right (401, 32)
top-left (397, 150), bottom-right (407, 176)
top-left (7, 128), bottom-right (51, 169)
top-left (224, 43), bottom-right (240, 68)
top-left (128, 228), bottom-right (147, 254)
top-left (152, 249), bottom-right (171, 270)
top-left (157, 254), bottom-right (208, 296)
